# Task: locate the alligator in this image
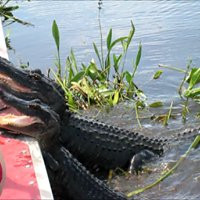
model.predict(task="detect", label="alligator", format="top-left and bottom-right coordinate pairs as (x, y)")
top-left (0, 56), bottom-right (199, 199)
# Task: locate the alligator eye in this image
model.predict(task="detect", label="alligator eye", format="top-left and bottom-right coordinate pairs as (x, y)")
top-left (33, 69), bottom-right (42, 75)
top-left (33, 73), bottom-right (41, 80)
top-left (28, 73), bottom-right (41, 81)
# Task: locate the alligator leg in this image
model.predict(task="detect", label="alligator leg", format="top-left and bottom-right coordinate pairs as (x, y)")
top-left (128, 149), bottom-right (158, 174)
top-left (60, 111), bottom-right (165, 171)
top-left (43, 145), bottom-right (127, 200)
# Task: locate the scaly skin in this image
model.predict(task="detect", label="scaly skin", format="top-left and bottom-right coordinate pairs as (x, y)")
top-left (44, 146), bottom-right (127, 200)
top-left (60, 111), bottom-right (200, 170)
top-left (0, 87), bottom-right (127, 200)
top-left (60, 111), bottom-right (165, 169)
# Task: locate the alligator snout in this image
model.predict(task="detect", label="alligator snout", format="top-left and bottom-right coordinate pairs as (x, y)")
top-left (0, 57), bottom-right (66, 115)
top-left (0, 88), bottom-right (60, 141)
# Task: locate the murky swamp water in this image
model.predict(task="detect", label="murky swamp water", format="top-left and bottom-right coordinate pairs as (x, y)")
top-left (83, 101), bottom-right (200, 199)
top-left (5, 1), bottom-right (200, 199)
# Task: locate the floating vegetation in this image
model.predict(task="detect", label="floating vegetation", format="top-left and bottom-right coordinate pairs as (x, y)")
top-left (159, 61), bottom-right (200, 120)
top-left (153, 70), bottom-right (163, 79)
top-left (52, 19), bottom-right (145, 111)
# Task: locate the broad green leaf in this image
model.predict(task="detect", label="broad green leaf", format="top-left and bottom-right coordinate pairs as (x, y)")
top-left (113, 54), bottom-right (117, 64)
top-left (153, 70), bottom-right (163, 79)
top-left (86, 61), bottom-right (105, 81)
top-left (81, 63), bottom-right (87, 71)
top-left (107, 29), bottom-right (112, 50)
top-left (52, 20), bottom-right (60, 51)
top-left (105, 54), bottom-right (111, 72)
top-left (113, 90), bottom-right (119, 105)
top-left (188, 68), bottom-right (200, 89)
top-left (1, 5), bottom-right (19, 12)
top-left (135, 42), bottom-right (142, 68)
top-left (125, 71), bottom-right (132, 83)
top-left (86, 62), bottom-right (98, 81)
top-left (88, 62), bottom-right (98, 74)
top-left (184, 87), bottom-right (200, 98)
top-left (126, 20), bottom-right (135, 51)
top-left (68, 67), bottom-right (74, 83)
top-left (132, 43), bottom-right (142, 78)
top-left (108, 94), bottom-right (113, 106)
top-left (110, 36), bottom-right (128, 50)
top-left (67, 91), bottom-right (77, 110)
top-left (149, 101), bottom-right (163, 108)
top-left (93, 42), bottom-right (102, 68)
top-left (70, 49), bottom-right (78, 73)
top-left (113, 54), bottom-right (122, 73)
top-left (81, 78), bottom-right (94, 97)
top-left (121, 40), bottom-right (127, 52)
top-left (100, 90), bottom-right (115, 98)
top-left (66, 57), bottom-right (74, 82)
top-left (186, 68), bottom-right (200, 84)
top-left (70, 71), bottom-right (84, 82)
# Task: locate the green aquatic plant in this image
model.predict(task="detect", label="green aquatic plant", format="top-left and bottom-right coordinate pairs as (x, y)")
top-left (52, 19), bottom-right (145, 111)
top-left (0, 0), bottom-right (32, 51)
top-left (159, 61), bottom-right (200, 120)
top-left (0, 0), bottom-right (32, 26)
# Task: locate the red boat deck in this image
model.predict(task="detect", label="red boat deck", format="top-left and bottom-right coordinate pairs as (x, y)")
top-left (0, 135), bottom-right (40, 199)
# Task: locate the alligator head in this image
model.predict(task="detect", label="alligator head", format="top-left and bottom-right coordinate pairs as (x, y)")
top-left (0, 57), bottom-right (66, 115)
top-left (0, 57), bottom-right (61, 144)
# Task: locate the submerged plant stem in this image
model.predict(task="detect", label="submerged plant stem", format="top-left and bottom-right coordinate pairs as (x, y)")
top-left (163, 101), bottom-right (173, 126)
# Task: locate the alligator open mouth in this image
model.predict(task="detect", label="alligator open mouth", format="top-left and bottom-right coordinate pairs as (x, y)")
top-left (0, 89), bottom-right (45, 137)
top-left (0, 98), bottom-right (43, 134)
top-left (0, 86), bottom-right (60, 140)
top-left (0, 57), bottom-right (61, 139)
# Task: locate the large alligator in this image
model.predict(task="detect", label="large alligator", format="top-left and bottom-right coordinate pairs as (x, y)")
top-left (0, 57), bottom-right (199, 199)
